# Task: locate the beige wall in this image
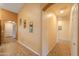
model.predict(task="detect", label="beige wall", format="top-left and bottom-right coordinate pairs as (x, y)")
top-left (18, 4), bottom-right (42, 55)
top-left (42, 11), bottom-right (57, 55)
top-left (47, 13), bottom-right (57, 52)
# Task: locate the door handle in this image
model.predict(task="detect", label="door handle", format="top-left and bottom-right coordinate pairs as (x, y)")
top-left (73, 43), bottom-right (76, 45)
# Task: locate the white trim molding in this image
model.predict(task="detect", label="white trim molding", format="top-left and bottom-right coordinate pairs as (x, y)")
top-left (18, 41), bottom-right (40, 56)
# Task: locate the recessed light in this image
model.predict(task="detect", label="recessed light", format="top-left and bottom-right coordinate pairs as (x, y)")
top-left (12, 22), bottom-right (15, 24)
top-left (60, 10), bottom-right (64, 14)
top-left (8, 21), bottom-right (12, 23)
top-left (47, 13), bottom-right (53, 17)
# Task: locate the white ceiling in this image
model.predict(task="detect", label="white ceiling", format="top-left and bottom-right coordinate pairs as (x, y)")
top-left (0, 3), bottom-right (24, 13)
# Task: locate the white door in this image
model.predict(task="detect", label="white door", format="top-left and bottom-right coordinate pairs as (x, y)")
top-left (4, 22), bottom-right (13, 37)
top-left (4, 21), bottom-right (16, 38)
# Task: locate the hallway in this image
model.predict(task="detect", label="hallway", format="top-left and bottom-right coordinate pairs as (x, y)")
top-left (0, 3), bottom-right (78, 56)
top-left (0, 37), bottom-right (37, 56)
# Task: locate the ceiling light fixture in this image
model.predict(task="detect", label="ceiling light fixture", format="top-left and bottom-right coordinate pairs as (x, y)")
top-left (8, 21), bottom-right (12, 23)
top-left (47, 13), bottom-right (53, 17)
top-left (60, 9), bottom-right (64, 14)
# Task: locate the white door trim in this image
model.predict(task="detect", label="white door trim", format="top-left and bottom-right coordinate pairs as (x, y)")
top-left (70, 3), bottom-right (78, 56)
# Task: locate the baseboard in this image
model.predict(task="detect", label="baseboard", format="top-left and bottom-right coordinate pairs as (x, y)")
top-left (18, 41), bottom-right (40, 56)
top-left (47, 42), bottom-right (57, 56)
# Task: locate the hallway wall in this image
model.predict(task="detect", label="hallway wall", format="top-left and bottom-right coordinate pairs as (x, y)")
top-left (18, 4), bottom-right (42, 55)
top-left (42, 11), bottom-right (57, 55)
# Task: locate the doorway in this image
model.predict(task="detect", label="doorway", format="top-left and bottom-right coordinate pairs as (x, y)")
top-left (3, 21), bottom-right (16, 43)
top-left (42, 3), bottom-right (78, 56)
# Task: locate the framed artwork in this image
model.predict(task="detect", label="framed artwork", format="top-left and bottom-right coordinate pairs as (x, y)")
top-left (29, 21), bottom-right (33, 33)
top-left (19, 18), bottom-right (22, 25)
top-left (24, 19), bottom-right (26, 28)
top-left (58, 26), bottom-right (62, 30)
